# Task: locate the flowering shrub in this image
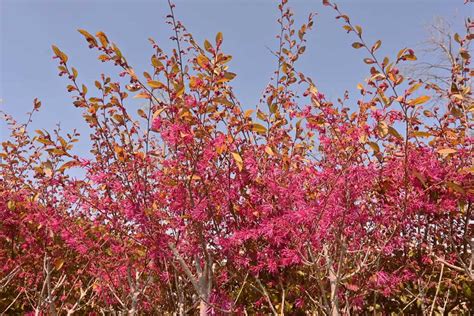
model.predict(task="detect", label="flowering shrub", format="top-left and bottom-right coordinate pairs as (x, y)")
top-left (1, 0), bottom-right (472, 314)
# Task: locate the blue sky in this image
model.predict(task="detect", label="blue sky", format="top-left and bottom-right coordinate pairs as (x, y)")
top-left (0, 0), bottom-right (469, 156)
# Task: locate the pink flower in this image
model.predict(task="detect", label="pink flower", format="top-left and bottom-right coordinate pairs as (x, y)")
top-left (184, 95), bottom-right (197, 108)
top-left (90, 172), bottom-right (107, 184)
top-left (151, 117), bottom-right (162, 131)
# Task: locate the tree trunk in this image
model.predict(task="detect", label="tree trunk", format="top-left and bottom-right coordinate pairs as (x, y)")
top-left (324, 245), bottom-right (339, 316)
top-left (199, 298), bottom-right (208, 316)
top-left (329, 265), bottom-right (339, 316)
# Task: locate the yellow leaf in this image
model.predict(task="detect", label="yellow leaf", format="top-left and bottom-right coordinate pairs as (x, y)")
top-left (36, 137), bottom-right (53, 145)
top-left (412, 131), bottom-right (431, 138)
top-left (409, 95), bottom-right (431, 106)
top-left (52, 45), bottom-right (68, 62)
top-left (371, 73), bottom-right (386, 82)
top-left (77, 29), bottom-right (97, 45)
top-left (95, 31), bottom-right (109, 47)
top-left (44, 161), bottom-right (53, 177)
top-left (55, 259), bottom-right (65, 270)
top-left (113, 114), bottom-right (124, 124)
top-left (133, 92), bottom-right (151, 99)
top-left (114, 145), bottom-right (124, 154)
top-left (446, 181), bottom-right (464, 194)
top-left (175, 82), bottom-right (185, 97)
top-left (137, 109), bottom-right (147, 119)
top-left (265, 146), bottom-right (274, 156)
top-left (407, 82), bottom-right (422, 95)
top-left (223, 72), bottom-right (236, 81)
top-left (269, 103), bottom-right (278, 114)
top-left (71, 67), bottom-right (78, 79)
top-left (388, 126), bottom-right (403, 140)
top-left (114, 145), bottom-right (126, 161)
top-left (216, 32), bottom-right (223, 45)
top-left (367, 142), bottom-right (380, 153)
top-left (49, 148), bottom-right (67, 156)
top-left (7, 200), bottom-right (15, 210)
top-left (244, 109), bottom-right (254, 118)
top-left (216, 144), bottom-right (227, 155)
top-left (252, 123), bottom-right (267, 135)
top-left (197, 54), bottom-right (209, 68)
top-left (257, 110), bottom-right (267, 121)
top-left (112, 43), bottom-right (122, 58)
top-left (153, 108), bottom-right (165, 119)
top-left (437, 148), bottom-right (457, 155)
top-left (98, 54), bottom-right (109, 62)
top-left (148, 80), bottom-right (164, 89)
top-left (397, 48), bottom-right (407, 59)
top-left (309, 85), bottom-right (318, 96)
top-left (213, 97), bottom-right (233, 107)
top-left (151, 56), bottom-right (164, 68)
top-left (231, 152), bottom-right (243, 171)
top-left (189, 76), bottom-right (201, 89)
top-left (52, 45), bottom-right (61, 56)
top-left (204, 39), bottom-right (212, 52)
top-left (59, 161), bottom-right (78, 172)
top-left (454, 33), bottom-right (462, 44)
top-left (378, 121), bottom-right (388, 137)
top-left (371, 40), bottom-right (381, 52)
top-left (461, 166), bottom-right (474, 174)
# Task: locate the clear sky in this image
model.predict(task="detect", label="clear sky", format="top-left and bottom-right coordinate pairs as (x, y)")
top-left (0, 0), bottom-right (469, 156)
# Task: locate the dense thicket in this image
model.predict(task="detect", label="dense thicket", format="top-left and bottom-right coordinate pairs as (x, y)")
top-left (1, 1), bottom-right (472, 314)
